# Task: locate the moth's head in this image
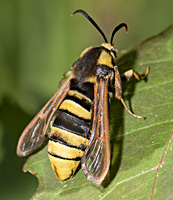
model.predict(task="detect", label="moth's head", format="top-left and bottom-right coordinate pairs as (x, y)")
top-left (101, 43), bottom-right (118, 62)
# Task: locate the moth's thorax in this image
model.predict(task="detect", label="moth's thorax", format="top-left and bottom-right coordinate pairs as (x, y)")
top-left (73, 44), bottom-right (117, 84)
top-left (80, 46), bottom-right (93, 58)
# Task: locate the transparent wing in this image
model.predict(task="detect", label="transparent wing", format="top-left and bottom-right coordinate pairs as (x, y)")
top-left (17, 72), bottom-right (74, 157)
top-left (81, 78), bottom-right (110, 186)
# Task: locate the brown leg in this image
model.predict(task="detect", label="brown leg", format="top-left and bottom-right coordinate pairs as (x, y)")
top-left (114, 66), bottom-right (148, 119)
top-left (120, 98), bottom-right (146, 119)
top-left (121, 67), bottom-right (149, 81)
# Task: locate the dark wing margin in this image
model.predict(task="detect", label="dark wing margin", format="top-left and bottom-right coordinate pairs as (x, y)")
top-left (17, 72), bottom-right (74, 157)
top-left (81, 78), bottom-right (110, 186)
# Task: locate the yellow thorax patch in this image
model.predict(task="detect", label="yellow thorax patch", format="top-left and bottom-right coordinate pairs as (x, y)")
top-left (97, 51), bottom-right (113, 69)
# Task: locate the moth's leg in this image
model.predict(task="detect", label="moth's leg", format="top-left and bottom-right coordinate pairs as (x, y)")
top-left (114, 66), bottom-right (146, 119)
top-left (121, 67), bottom-right (149, 81)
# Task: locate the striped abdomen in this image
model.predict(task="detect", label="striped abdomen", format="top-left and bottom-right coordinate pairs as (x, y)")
top-left (48, 84), bottom-right (93, 180)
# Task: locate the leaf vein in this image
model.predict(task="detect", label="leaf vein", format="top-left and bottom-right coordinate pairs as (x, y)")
top-left (100, 167), bottom-right (157, 200)
top-left (111, 120), bottom-right (173, 138)
top-left (139, 58), bottom-right (173, 66)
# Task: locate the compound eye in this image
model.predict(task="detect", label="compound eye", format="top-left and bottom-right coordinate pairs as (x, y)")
top-left (110, 49), bottom-right (117, 59)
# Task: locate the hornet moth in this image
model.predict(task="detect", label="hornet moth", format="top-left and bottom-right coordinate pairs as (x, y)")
top-left (17, 9), bottom-right (149, 186)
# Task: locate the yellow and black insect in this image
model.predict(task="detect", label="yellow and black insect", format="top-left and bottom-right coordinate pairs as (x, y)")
top-left (17, 10), bottom-right (149, 186)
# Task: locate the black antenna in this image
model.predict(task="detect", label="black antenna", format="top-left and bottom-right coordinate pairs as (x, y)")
top-left (72, 9), bottom-right (108, 43)
top-left (110, 23), bottom-right (128, 45)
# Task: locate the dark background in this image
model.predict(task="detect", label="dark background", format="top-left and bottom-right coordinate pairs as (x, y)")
top-left (0, 0), bottom-right (172, 199)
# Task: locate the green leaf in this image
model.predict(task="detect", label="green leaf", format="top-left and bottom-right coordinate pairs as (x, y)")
top-left (23, 25), bottom-right (173, 200)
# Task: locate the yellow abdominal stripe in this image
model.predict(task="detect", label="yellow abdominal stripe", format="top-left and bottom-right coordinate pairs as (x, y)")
top-left (59, 99), bottom-right (91, 120)
top-left (48, 127), bottom-right (90, 180)
top-left (48, 141), bottom-right (84, 180)
top-left (48, 153), bottom-right (81, 180)
top-left (68, 90), bottom-right (91, 103)
top-left (51, 127), bottom-right (89, 148)
top-left (48, 139), bottom-right (84, 159)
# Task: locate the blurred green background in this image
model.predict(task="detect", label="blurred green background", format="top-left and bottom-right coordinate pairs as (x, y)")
top-left (0, 0), bottom-right (172, 199)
